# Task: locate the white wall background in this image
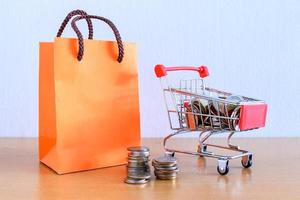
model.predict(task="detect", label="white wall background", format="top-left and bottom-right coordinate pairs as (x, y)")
top-left (0, 0), bottom-right (299, 137)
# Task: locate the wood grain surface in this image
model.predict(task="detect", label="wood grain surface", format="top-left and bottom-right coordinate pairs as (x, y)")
top-left (0, 138), bottom-right (299, 200)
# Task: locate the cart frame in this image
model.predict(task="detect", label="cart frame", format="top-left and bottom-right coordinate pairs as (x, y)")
top-left (155, 64), bottom-right (267, 175)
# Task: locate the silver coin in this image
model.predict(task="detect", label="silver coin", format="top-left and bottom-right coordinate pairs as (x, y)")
top-left (127, 146), bottom-right (150, 152)
top-left (154, 172), bottom-right (177, 178)
top-left (128, 159), bottom-right (148, 163)
top-left (128, 155), bottom-right (149, 161)
top-left (155, 168), bottom-right (179, 174)
top-left (127, 172), bottom-right (151, 180)
top-left (127, 163), bottom-right (147, 168)
top-left (124, 177), bottom-right (149, 184)
top-left (128, 158), bottom-right (149, 163)
top-left (128, 163), bottom-right (148, 167)
top-left (230, 106), bottom-right (240, 131)
top-left (129, 149), bottom-right (150, 153)
top-left (128, 151), bottom-right (150, 157)
top-left (127, 169), bottom-right (150, 174)
top-left (153, 156), bottom-right (177, 165)
top-left (125, 146), bottom-right (151, 184)
top-left (155, 173), bottom-right (178, 179)
top-left (154, 170), bottom-right (178, 176)
top-left (127, 165), bottom-right (150, 171)
top-left (127, 164), bottom-right (150, 169)
top-left (127, 169), bottom-right (145, 173)
top-left (128, 160), bottom-right (149, 164)
top-left (127, 159), bottom-right (149, 164)
top-left (127, 171), bottom-right (151, 177)
top-left (227, 95), bottom-right (244, 103)
top-left (155, 171), bottom-right (177, 177)
top-left (155, 173), bottom-right (177, 179)
top-left (154, 165), bottom-right (178, 171)
top-left (127, 170), bottom-right (150, 175)
top-left (127, 169), bottom-right (150, 175)
top-left (129, 153), bottom-right (150, 158)
top-left (152, 161), bottom-right (177, 168)
top-left (152, 161), bottom-right (177, 167)
top-left (128, 155), bottom-right (149, 159)
top-left (127, 165), bottom-right (149, 169)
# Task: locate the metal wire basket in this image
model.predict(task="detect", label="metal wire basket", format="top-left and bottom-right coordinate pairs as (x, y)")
top-left (155, 64), bottom-right (268, 175)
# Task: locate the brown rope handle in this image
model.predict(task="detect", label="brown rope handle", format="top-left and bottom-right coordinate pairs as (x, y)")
top-left (71, 15), bottom-right (124, 62)
top-left (56, 9), bottom-right (93, 39)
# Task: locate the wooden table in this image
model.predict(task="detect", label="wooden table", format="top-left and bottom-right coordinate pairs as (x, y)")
top-left (0, 138), bottom-right (299, 200)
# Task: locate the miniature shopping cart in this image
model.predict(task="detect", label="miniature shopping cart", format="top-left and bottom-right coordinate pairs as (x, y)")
top-left (155, 64), bottom-right (267, 175)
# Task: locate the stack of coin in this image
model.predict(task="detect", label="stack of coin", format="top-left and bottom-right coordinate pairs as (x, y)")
top-left (152, 155), bottom-right (179, 180)
top-left (124, 146), bottom-right (151, 184)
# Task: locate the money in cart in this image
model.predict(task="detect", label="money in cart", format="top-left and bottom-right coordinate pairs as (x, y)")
top-left (154, 64), bottom-right (268, 175)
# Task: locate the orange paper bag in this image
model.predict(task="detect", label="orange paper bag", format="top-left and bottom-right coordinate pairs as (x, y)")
top-left (39, 11), bottom-right (140, 174)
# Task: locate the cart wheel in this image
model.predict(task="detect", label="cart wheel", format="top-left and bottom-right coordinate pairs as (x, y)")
top-left (217, 160), bottom-right (229, 175)
top-left (165, 151), bottom-right (175, 157)
top-left (197, 144), bottom-right (207, 157)
top-left (241, 154), bottom-right (253, 168)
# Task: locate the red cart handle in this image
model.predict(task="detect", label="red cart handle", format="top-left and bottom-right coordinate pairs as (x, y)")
top-left (155, 64), bottom-right (209, 78)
